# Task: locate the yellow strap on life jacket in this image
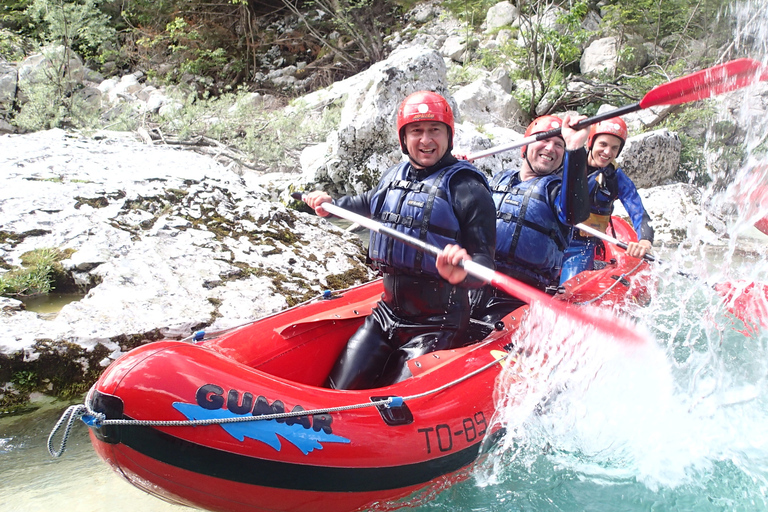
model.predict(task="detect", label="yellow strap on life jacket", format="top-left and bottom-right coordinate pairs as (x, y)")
top-left (579, 213), bottom-right (611, 237)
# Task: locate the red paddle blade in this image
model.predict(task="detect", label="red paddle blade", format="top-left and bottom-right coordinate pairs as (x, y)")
top-left (489, 273), bottom-right (649, 346)
top-left (640, 58), bottom-right (768, 108)
top-left (756, 217), bottom-right (768, 236)
top-left (715, 281), bottom-right (768, 336)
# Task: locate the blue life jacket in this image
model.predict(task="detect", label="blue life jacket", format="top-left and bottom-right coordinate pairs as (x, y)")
top-left (583, 163), bottom-right (654, 242)
top-left (368, 160), bottom-right (488, 277)
top-left (588, 165), bottom-right (619, 216)
top-left (492, 170), bottom-right (570, 288)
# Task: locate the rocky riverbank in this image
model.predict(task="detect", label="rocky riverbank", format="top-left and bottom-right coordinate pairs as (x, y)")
top-left (0, 128), bottom-right (373, 411)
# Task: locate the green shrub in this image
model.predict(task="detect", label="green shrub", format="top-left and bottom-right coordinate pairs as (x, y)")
top-left (153, 88), bottom-right (343, 172)
top-left (24, 0), bottom-right (117, 61)
top-left (0, 247), bottom-right (69, 297)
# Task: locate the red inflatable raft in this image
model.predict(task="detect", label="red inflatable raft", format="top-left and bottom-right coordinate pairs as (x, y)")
top-left (85, 217), bottom-right (651, 512)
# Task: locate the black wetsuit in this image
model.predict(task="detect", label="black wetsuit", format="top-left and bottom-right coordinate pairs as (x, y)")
top-left (328, 153), bottom-right (496, 390)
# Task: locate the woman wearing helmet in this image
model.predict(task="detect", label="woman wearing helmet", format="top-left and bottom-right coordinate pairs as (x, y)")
top-left (471, 113), bottom-right (591, 324)
top-left (304, 91), bottom-right (496, 390)
top-left (558, 116), bottom-right (654, 285)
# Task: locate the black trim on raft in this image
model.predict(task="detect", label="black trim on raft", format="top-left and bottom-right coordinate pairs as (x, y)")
top-left (100, 416), bottom-right (505, 493)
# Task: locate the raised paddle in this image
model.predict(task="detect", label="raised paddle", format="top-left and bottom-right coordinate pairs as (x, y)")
top-left (293, 193), bottom-right (648, 346)
top-left (466, 58), bottom-right (768, 161)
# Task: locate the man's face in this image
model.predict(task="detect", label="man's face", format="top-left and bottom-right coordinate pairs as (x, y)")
top-left (588, 134), bottom-right (622, 168)
top-left (404, 121), bottom-right (450, 168)
top-left (522, 137), bottom-right (565, 179)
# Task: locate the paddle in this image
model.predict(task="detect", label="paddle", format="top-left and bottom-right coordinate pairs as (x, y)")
top-left (576, 223), bottom-right (660, 264)
top-left (577, 221), bottom-right (698, 278)
top-left (293, 193), bottom-right (647, 345)
top-left (577, 221), bottom-right (768, 332)
top-left (466, 58), bottom-right (768, 161)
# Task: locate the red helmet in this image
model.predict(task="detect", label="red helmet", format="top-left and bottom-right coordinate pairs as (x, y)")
top-left (587, 117), bottom-right (628, 154)
top-left (521, 115), bottom-right (563, 157)
top-left (397, 91), bottom-right (454, 153)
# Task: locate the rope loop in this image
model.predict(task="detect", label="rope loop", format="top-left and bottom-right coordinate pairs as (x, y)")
top-left (47, 405), bottom-right (87, 457)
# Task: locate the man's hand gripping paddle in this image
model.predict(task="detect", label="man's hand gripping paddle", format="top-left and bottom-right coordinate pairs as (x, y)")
top-left (293, 193), bottom-right (647, 346)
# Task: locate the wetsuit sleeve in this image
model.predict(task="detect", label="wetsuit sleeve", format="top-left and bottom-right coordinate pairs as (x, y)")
top-left (335, 189), bottom-right (374, 217)
top-left (450, 172), bottom-right (497, 288)
top-left (554, 148), bottom-right (589, 226)
top-left (335, 164), bottom-right (402, 217)
top-left (616, 168), bottom-right (654, 243)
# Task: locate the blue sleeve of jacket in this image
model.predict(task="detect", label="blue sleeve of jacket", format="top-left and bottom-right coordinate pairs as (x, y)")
top-left (616, 168), bottom-right (654, 242)
top-left (555, 148), bottom-right (590, 226)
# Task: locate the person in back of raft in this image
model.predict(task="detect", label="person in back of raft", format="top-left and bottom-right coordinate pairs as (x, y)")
top-left (304, 91), bottom-right (496, 390)
top-left (558, 117), bottom-right (654, 285)
top-left (469, 114), bottom-right (591, 324)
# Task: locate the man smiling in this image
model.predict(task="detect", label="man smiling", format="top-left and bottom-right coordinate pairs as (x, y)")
top-left (470, 114), bottom-right (591, 323)
top-left (304, 91), bottom-right (496, 390)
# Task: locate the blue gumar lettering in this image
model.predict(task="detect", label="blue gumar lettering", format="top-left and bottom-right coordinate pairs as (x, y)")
top-left (171, 384), bottom-right (350, 455)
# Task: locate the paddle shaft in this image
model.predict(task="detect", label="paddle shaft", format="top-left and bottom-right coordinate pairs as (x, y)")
top-left (293, 192), bottom-right (549, 304)
top-left (466, 58), bottom-right (767, 161)
top-left (575, 222), bottom-right (659, 263)
top-left (320, 202), bottom-right (500, 285)
top-left (294, 193), bottom-right (648, 345)
top-left (467, 103), bottom-right (641, 161)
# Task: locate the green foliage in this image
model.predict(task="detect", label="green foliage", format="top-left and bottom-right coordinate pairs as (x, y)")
top-left (601, 0), bottom-right (726, 40)
top-left (12, 78), bottom-right (66, 131)
top-left (8, 1), bottom-right (119, 131)
top-left (25, 0), bottom-right (118, 61)
top-left (0, 0), bottom-right (34, 32)
top-left (0, 247), bottom-right (68, 297)
top-left (128, 3), bottom-right (248, 85)
top-left (447, 63), bottom-right (485, 87)
top-left (442, 0), bottom-right (498, 28)
top-left (120, 0), bottom-right (176, 28)
top-left (164, 17), bottom-right (232, 77)
top-left (12, 48), bottom-right (105, 132)
top-left (10, 370), bottom-right (39, 391)
top-left (491, 0), bottom-right (593, 115)
top-left (153, 88), bottom-right (343, 172)
top-left (600, 0), bottom-right (731, 64)
top-left (0, 28), bottom-right (27, 60)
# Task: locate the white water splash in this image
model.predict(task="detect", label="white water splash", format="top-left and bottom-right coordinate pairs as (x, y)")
top-left (482, 292), bottom-right (768, 493)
